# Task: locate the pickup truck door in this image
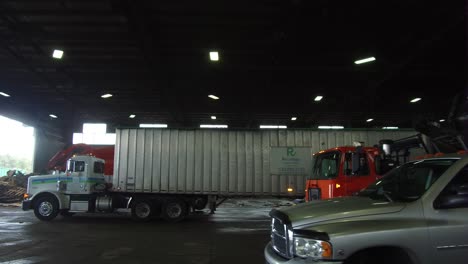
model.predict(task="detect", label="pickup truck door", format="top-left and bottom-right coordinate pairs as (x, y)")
top-left (424, 165), bottom-right (468, 264)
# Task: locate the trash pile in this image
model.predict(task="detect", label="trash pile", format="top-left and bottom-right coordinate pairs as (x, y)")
top-left (0, 170), bottom-right (31, 203)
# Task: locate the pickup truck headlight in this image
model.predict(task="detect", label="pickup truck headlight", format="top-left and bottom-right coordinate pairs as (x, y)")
top-left (294, 237), bottom-right (332, 259)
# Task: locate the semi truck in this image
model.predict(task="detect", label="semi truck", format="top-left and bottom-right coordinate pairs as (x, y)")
top-left (304, 134), bottom-right (427, 202)
top-left (305, 130), bottom-right (467, 202)
top-left (23, 128), bottom-right (416, 222)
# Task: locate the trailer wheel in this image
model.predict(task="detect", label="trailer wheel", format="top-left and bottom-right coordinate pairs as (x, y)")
top-left (33, 196), bottom-right (59, 221)
top-left (192, 196), bottom-right (208, 210)
top-left (131, 200), bottom-right (153, 222)
top-left (161, 199), bottom-right (187, 223)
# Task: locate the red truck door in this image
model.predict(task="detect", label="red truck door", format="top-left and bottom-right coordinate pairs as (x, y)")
top-left (343, 151), bottom-right (378, 195)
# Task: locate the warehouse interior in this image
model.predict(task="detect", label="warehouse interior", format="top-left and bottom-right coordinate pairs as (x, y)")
top-left (0, 0), bottom-right (465, 182)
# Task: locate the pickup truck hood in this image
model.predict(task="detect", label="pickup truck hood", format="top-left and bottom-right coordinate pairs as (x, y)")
top-left (280, 197), bottom-right (406, 228)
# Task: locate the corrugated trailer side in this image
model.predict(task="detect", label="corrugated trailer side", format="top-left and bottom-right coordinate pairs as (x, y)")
top-left (113, 128), bottom-right (416, 197)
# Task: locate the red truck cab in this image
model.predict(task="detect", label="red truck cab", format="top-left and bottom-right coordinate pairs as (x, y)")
top-left (305, 145), bottom-right (384, 201)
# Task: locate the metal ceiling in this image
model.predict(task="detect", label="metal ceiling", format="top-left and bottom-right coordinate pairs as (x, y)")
top-left (0, 0), bottom-right (465, 142)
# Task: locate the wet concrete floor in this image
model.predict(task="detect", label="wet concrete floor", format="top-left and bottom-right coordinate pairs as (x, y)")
top-left (0, 204), bottom-right (280, 264)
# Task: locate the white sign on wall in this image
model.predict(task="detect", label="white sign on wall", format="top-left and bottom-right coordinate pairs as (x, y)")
top-left (270, 147), bottom-right (312, 175)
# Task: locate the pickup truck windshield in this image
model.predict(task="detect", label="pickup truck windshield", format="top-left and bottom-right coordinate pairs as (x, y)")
top-left (358, 159), bottom-right (458, 202)
top-left (309, 151), bottom-right (340, 180)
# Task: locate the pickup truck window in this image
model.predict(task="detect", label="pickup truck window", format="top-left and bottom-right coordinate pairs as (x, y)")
top-left (359, 159), bottom-right (457, 202)
top-left (434, 165), bottom-right (468, 209)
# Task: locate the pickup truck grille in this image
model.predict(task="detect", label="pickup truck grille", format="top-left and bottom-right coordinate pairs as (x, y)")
top-left (271, 218), bottom-right (292, 259)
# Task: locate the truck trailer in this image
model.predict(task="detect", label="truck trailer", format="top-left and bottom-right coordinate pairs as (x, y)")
top-left (23, 128), bottom-right (417, 222)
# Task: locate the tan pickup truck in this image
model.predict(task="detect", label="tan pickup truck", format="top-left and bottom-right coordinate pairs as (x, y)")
top-left (265, 153), bottom-right (468, 264)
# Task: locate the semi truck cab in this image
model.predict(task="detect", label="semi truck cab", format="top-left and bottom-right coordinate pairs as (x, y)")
top-left (22, 155), bottom-right (113, 220)
top-left (305, 145), bottom-right (383, 202)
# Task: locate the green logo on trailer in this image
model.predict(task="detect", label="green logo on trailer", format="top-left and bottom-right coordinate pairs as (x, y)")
top-left (287, 147), bottom-right (296, 156)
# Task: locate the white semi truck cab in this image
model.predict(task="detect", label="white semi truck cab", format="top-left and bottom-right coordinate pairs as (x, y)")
top-left (22, 155), bottom-right (120, 220)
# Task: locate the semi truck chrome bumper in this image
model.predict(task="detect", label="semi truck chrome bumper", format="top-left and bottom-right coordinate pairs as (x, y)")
top-left (264, 242), bottom-right (343, 264)
top-left (22, 200), bottom-right (32, 211)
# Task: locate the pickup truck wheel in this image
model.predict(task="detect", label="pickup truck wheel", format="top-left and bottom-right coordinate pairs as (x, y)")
top-left (131, 200), bottom-right (153, 222)
top-left (33, 196), bottom-right (59, 221)
top-left (161, 199), bottom-right (187, 223)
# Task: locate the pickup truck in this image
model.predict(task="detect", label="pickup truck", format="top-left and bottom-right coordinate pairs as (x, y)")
top-left (265, 153), bottom-right (468, 264)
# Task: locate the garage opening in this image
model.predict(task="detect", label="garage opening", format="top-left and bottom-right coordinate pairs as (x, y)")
top-left (0, 116), bottom-right (35, 176)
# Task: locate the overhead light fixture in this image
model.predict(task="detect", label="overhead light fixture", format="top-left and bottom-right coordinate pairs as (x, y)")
top-left (314, 95), bottom-right (323, 102)
top-left (382, 126), bottom-right (399, 130)
top-left (211, 116), bottom-right (216, 120)
top-left (354, 57), bottom-right (376, 64)
top-left (366, 118), bottom-right (374, 122)
top-left (52, 49), bottom-right (64, 59)
top-left (139, 124), bottom-right (168, 128)
top-left (0, 92), bottom-right (10, 97)
top-left (318, 126), bottom-right (344, 129)
top-left (260, 125), bottom-right (287, 129)
top-left (439, 119), bottom-right (445, 122)
top-left (410, 97), bottom-right (421, 103)
top-left (129, 114), bottom-right (136, 119)
top-left (209, 51), bottom-right (219, 61)
top-left (291, 117), bottom-right (297, 121)
top-left (49, 114), bottom-right (58, 119)
top-left (101, 94), bottom-right (112, 98)
top-left (208, 94), bottom-right (219, 100)
top-left (200, 124), bottom-right (228, 128)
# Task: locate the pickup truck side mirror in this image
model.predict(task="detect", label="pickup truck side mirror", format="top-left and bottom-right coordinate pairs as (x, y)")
top-left (434, 194), bottom-right (468, 209)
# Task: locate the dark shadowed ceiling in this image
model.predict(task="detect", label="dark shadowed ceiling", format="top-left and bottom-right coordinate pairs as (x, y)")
top-left (0, 0), bottom-right (466, 142)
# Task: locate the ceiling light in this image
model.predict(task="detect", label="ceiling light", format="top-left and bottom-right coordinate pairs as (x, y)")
top-left (382, 126), bottom-right (399, 130)
top-left (366, 118), bottom-right (374, 122)
top-left (129, 114), bottom-right (136, 119)
top-left (314, 96), bottom-right (323, 102)
top-left (410, 97), bottom-right (421, 103)
top-left (52, 49), bottom-right (64, 59)
top-left (354, 57), bottom-right (376, 64)
top-left (139, 124), bottom-right (168, 128)
top-left (211, 116), bottom-right (216, 120)
top-left (318, 126), bottom-right (344, 129)
top-left (291, 117), bottom-right (297, 121)
top-left (200, 124), bottom-right (228, 128)
top-left (0, 92), bottom-right (10, 97)
top-left (260, 125), bottom-right (287, 129)
top-left (101, 94), bottom-right (112, 98)
top-left (49, 114), bottom-right (58, 119)
top-left (209, 51), bottom-right (219, 61)
top-left (439, 119), bottom-right (445, 122)
top-left (208, 94), bottom-right (219, 100)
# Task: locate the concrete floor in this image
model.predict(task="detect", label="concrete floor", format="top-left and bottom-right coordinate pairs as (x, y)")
top-left (0, 201), bottom-right (286, 264)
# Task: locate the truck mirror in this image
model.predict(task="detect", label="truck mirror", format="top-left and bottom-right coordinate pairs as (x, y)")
top-left (375, 155), bottom-right (382, 175)
top-left (352, 152), bottom-right (360, 174)
top-left (344, 153), bottom-right (352, 175)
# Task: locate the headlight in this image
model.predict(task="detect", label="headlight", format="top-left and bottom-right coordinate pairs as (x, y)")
top-left (294, 237), bottom-right (332, 259)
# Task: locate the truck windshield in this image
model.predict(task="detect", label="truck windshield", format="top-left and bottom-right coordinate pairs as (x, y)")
top-left (358, 159), bottom-right (458, 202)
top-left (309, 151), bottom-right (340, 180)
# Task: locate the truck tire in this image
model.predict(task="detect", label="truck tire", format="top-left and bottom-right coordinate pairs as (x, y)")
top-left (161, 198), bottom-right (187, 223)
top-left (131, 200), bottom-right (153, 222)
top-left (192, 196), bottom-right (208, 210)
top-left (33, 196), bottom-right (59, 221)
